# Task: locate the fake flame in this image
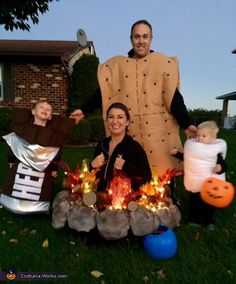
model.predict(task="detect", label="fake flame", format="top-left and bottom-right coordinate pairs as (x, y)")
top-left (58, 160), bottom-right (183, 210)
top-left (108, 173), bottom-right (132, 209)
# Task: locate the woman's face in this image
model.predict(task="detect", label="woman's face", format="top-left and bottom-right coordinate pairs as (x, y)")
top-left (106, 108), bottom-right (129, 136)
top-left (130, 23), bottom-right (153, 59)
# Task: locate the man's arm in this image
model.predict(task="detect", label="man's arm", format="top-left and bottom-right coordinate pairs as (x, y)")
top-left (171, 89), bottom-right (197, 138)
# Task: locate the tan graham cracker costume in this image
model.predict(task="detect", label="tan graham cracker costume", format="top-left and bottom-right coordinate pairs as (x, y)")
top-left (98, 52), bottom-right (183, 176)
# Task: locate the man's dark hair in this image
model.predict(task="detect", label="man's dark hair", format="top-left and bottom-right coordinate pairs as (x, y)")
top-left (130, 19), bottom-right (153, 37)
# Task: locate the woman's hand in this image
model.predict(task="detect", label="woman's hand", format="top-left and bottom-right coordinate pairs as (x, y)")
top-left (114, 154), bottom-right (125, 170)
top-left (91, 153), bottom-right (106, 168)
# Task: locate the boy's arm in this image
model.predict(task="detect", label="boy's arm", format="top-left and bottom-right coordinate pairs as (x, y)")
top-left (48, 149), bottom-right (63, 177)
top-left (69, 109), bottom-right (84, 124)
top-left (7, 147), bottom-right (16, 164)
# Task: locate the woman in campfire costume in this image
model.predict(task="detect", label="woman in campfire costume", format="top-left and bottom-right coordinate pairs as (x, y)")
top-left (51, 103), bottom-right (181, 240)
top-left (91, 102), bottom-right (152, 192)
top-left (0, 101), bottom-right (83, 214)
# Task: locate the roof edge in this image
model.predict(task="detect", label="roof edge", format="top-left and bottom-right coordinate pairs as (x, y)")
top-left (216, 91), bottom-right (236, 100)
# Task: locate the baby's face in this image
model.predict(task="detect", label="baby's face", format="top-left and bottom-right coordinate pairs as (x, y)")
top-left (196, 128), bottom-right (213, 144)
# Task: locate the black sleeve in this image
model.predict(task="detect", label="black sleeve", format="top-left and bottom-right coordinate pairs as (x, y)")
top-left (48, 148), bottom-right (63, 172)
top-left (216, 153), bottom-right (227, 174)
top-left (90, 141), bottom-right (104, 170)
top-left (170, 88), bottom-right (194, 129)
top-left (122, 141), bottom-right (152, 184)
top-left (7, 147), bottom-right (17, 164)
top-left (93, 141), bottom-right (104, 159)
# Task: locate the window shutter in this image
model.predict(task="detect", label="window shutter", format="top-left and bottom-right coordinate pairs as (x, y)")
top-left (3, 63), bottom-right (13, 101)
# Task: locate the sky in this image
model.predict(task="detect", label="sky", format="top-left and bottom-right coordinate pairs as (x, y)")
top-left (0, 0), bottom-right (236, 115)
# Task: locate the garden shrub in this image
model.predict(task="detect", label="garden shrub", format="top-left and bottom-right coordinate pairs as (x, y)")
top-left (0, 107), bottom-right (12, 138)
top-left (87, 115), bottom-right (105, 142)
top-left (68, 119), bottom-right (92, 145)
top-left (188, 108), bottom-right (222, 126)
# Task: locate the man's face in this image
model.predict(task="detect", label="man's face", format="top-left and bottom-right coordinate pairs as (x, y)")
top-left (130, 23), bottom-right (153, 59)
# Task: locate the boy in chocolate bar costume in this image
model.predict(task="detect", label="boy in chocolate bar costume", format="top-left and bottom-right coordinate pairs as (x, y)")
top-left (0, 101), bottom-right (83, 214)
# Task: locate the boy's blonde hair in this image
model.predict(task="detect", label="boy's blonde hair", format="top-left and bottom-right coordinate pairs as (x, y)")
top-left (32, 100), bottom-right (53, 110)
top-left (197, 121), bottom-right (219, 138)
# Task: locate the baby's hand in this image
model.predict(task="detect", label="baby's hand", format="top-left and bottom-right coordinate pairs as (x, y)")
top-left (170, 147), bottom-right (178, 155)
top-left (213, 164), bottom-right (222, 174)
top-left (91, 153), bottom-right (106, 168)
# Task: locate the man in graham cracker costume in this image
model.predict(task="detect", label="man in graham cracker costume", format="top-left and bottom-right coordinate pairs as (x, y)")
top-left (98, 20), bottom-right (197, 202)
top-left (0, 101), bottom-right (83, 214)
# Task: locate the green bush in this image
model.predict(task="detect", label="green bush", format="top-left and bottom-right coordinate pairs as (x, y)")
top-left (87, 115), bottom-right (105, 142)
top-left (0, 107), bottom-right (12, 138)
top-left (68, 119), bottom-right (92, 145)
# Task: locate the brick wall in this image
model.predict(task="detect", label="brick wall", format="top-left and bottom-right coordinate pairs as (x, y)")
top-left (0, 62), bottom-right (70, 115)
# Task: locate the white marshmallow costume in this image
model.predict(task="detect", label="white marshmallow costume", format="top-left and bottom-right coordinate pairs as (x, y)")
top-left (184, 139), bottom-right (227, 193)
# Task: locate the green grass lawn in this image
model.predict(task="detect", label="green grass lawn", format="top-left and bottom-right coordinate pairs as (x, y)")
top-left (0, 131), bottom-right (236, 284)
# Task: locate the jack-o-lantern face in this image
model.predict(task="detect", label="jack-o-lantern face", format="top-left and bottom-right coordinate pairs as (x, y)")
top-left (200, 177), bottom-right (235, 208)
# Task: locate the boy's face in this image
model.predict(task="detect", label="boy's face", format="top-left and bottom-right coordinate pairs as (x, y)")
top-left (32, 102), bottom-right (52, 122)
top-left (196, 128), bottom-right (214, 144)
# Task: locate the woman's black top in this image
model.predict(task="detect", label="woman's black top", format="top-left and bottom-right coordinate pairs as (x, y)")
top-left (91, 134), bottom-right (152, 191)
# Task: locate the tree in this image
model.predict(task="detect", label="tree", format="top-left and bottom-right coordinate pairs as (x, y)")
top-left (68, 54), bottom-right (100, 114)
top-left (188, 108), bottom-right (222, 127)
top-left (0, 0), bottom-right (58, 31)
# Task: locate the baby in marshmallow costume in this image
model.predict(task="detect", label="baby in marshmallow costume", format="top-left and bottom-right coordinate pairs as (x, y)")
top-left (171, 121), bottom-right (227, 229)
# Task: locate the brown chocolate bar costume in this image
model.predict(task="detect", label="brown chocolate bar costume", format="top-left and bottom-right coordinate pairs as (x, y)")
top-left (1, 108), bottom-right (74, 214)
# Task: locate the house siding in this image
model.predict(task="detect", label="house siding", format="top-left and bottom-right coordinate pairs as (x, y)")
top-left (0, 62), bottom-right (70, 115)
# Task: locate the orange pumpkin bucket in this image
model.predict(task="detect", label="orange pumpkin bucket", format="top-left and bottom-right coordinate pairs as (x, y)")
top-left (200, 177), bottom-right (235, 208)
